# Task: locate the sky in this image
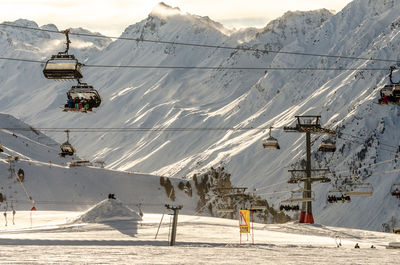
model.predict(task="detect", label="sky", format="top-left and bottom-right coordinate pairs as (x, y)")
top-left (1, 0), bottom-right (353, 37)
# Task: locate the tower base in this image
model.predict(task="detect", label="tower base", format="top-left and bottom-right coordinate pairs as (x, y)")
top-left (304, 213), bottom-right (314, 224)
top-left (299, 211), bottom-right (306, 223)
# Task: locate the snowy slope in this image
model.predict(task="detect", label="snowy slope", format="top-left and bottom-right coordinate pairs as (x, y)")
top-left (0, 113), bottom-right (198, 213)
top-left (0, 0), bottom-right (400, 231)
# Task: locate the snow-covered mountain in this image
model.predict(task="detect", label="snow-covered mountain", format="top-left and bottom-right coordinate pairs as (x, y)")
top-left (0, 113), bottom-right (198, 213)
top-left (1, 0), bottom-right (400, 231)
top-left (0, 113), bottom-right (284, 224)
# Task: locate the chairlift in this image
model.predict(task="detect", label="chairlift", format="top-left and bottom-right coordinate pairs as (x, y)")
top-left (390, 182), bottom-right (400, 198)
top-left (17, 169), bottom-right (24, 182)
top-left (285, 188), bottom-right (315, 203)
top-left (378, 66), bottom-right (400, 104)
top-left (43, 29), bottom-right (83, 80)
top-left (64, 80), bottom-right (102, 112)
top-left (318, 137), bottom-right (336, 152)
top-left (59, 130), bottom-right (76, 157)
top-left (344, 180), bottom-right (373, 197)
top-left (327, 187), bottom-right (351, 203)
top-left (278, 199), bottom-right (300, 212)
top-left (249, 198), bottom-right (268, 211)
top-left (263, 127), bottom-right (280, 150)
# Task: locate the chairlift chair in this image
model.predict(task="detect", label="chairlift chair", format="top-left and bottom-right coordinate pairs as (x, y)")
top-left (43, 55), bottom-right (83, 79)
top-left (286, 188), bottom-right (315, 203)
top-left (390, 182), bottom-right (400, 198)
top-left (344, 181), bottom-right (373, 197)
top-left (43, 30), bottom-right (83, 80)
top-left (66, 82), bottom-right (101, 107)
top-left (318, 138), bottom-right (336, 152)
top-left (60, 142), bottom-right (76, 157)
top-left (392, 85), bottom-right (400, 99)
top-left (59, 130), bottom-right (76, 157)
top-left (288, 194), bottom-right (315, 202)
top-left (327, 187), bottom-right (351, 203)
top-left (263, 127), bottom-right (280, 150)
top-left (380, 85), bottom-right (393, 97)
top-left (278, 199), bottom-right (300, 212)
top-left (378, 66), bottom-right (400, 104)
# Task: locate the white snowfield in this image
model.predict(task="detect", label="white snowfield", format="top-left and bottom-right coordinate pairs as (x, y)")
top-left (0, 208), bottom-right (398, 265)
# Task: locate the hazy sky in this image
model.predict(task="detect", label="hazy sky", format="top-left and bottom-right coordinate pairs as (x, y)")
top-left (1, 0), bottom-right (353, 36)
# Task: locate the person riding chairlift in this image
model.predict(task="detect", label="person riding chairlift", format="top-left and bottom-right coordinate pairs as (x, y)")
top-left (67, 97), bottom-right (74, 108)
top-left (393, 188), bottom-right (400, 199)
top-left (378, 94), bottom-right (389, 104)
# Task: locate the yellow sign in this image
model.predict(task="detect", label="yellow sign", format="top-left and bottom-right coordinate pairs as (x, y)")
top-left (239, 210), bottom-right (250, 233)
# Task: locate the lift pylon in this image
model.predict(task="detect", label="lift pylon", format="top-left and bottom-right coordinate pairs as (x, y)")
top-left (284, 115), bottom-right (335, 224)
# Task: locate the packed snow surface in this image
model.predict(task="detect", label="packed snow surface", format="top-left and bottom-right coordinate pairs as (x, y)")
top-left (0, 210), bottom-right (398, 264)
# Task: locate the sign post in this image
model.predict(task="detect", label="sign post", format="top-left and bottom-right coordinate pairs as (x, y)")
top-left (239, 210), bottom-right (251, 244)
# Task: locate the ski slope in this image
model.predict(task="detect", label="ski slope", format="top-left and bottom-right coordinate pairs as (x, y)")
top-left (0, 204), bottom-right (398, 264)
top-left (0, 113), bottom-right (198, 215)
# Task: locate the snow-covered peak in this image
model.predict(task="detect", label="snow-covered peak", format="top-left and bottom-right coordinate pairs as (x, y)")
top-left (8, 19), bottom-right (39, 28)
top-left (150, 2), bottom-right (182, 18)
top-left (40, 23), bottom-right (59, 32)
top-left (259, 9), bottom-right (332, 39)
top-left (128, 2), bottom-right (232, 37)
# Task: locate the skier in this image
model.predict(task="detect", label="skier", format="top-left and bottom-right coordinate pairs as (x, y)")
top-left (354, 243), bottom-right (360, 248)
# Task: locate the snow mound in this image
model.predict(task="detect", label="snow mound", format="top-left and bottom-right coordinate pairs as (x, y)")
top-left (75, 199), bottom-right (142, 223)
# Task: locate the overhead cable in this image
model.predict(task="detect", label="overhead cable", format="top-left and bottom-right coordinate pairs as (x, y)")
top-left (0, 22), bottom-right (398, 63)
top-left (0, 56), bottom-right (388, 71)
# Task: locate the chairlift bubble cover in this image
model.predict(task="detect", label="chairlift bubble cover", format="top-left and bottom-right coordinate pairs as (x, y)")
top-left (67, 84), bottom-right (101, 108)
top-left (43, 55), bottom-right (83, 79)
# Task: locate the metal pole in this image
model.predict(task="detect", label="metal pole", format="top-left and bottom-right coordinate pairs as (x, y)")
top-left (154, 213), bottom-right (165, 239)
top-left (170, 208), bottom-right (179, 246)
top-left (165, 205), bottom-right (182, 246)
top-left (305, 131), bottom-right (314, 224)
top-left (251, 209), bottom-right (254, 245)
